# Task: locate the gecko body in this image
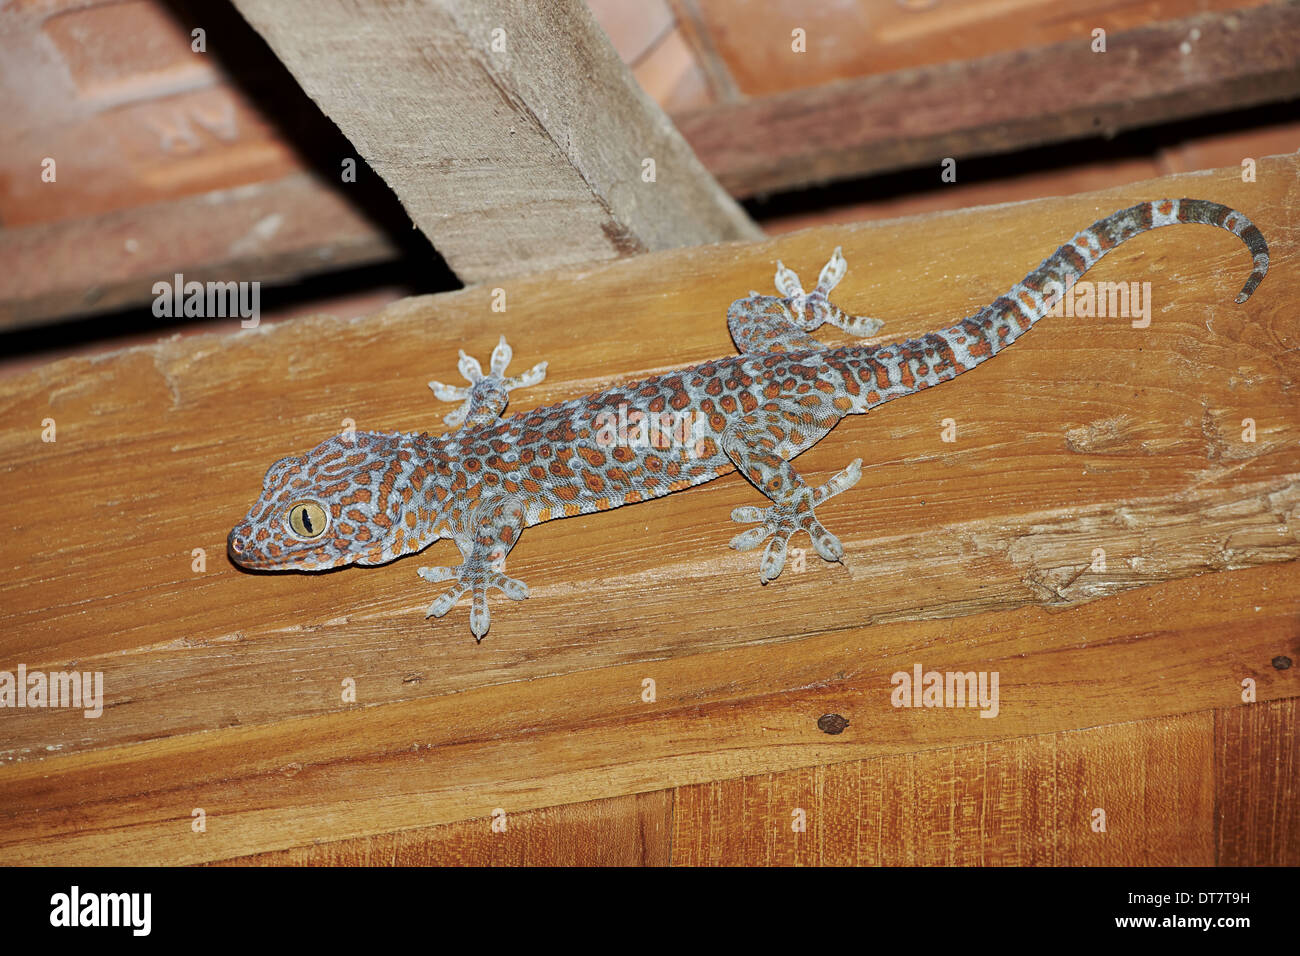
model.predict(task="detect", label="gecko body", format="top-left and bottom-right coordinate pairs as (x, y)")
top-left (229, 199), bottom-right (1269, 639)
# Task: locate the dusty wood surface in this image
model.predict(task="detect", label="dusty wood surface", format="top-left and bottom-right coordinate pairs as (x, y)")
top-left (674, 0), bottom-right (1276, 99)
top-left (228, 0), bottom-right (759, 283)
top-left (0, 173), bottom-right (399, 332)
top-left (678, 3), bottom-right (1300, 196)
top-left (0, 157), bottom-right (1297, 863)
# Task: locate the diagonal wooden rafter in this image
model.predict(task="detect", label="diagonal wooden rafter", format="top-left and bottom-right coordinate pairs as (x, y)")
top-left (227, 0), bottom-right (761, 283)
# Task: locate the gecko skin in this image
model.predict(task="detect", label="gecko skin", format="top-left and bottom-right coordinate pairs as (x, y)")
top-left (229, 199), bottom-right (1269, 640)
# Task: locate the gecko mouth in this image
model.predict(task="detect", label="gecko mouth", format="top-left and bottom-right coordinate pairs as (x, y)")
top-left (227, 525), bottom-right (362, 571)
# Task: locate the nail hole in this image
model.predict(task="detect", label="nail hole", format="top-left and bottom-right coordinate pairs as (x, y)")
top-left (1272, 656), bottom-right (1292, 670)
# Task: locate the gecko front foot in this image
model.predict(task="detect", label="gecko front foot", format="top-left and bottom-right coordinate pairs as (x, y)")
top-left (428, 335), bottom-right (547, 429)
top-left (728, 459), bottom-right (863, 582)
top-left (419, 563), bottom-right (529, 642)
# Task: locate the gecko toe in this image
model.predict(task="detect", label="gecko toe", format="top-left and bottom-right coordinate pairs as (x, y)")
top-left (426, 585), bottom-right (467, 619)
top-left (729, 525), bottom-right (770, 552)
top-left (469, 591), bottom-right (491, 640)
top-left (810, 525), bottom-right (844, 562)
top-left (759, 533), bottom-right (790, 582)
top-left (490, 572), bottom-right (529, 600)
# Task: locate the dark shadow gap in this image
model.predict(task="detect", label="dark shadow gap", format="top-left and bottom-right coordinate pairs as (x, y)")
top-left (743, 99), bottom-right (1300, 222)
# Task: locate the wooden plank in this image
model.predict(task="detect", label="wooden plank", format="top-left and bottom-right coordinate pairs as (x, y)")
top-left (0, 173), bottom-right (399, 332)
top-left (761, 120), bottom-right (1300, 235)
top-left (0, 521), bottom-right (1295, 864)
top-left (0, 0), bottom-right (427, 329)
top-left (671, 713), bottom-right (1216, 865)
top-left (210, 790), bottom-right (672, 866)
top-left (0, 0), bottom-right (298, 229)
top-left (216, 701), bottom-right (1294, 866)
top-left (677, 4), bottom-right (1300, 196)
top-left (228, 0), bottom-right (759, 282)
top-left (0, 157), bottom-right (1297, 863)
top-left (1216, 697), bottom-right (1299, 865)
top-left (678, 0), bottom-right (1276, 96)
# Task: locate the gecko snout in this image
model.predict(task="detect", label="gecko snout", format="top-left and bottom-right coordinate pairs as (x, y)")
top-left (227, 524), bottom-right (251, 561)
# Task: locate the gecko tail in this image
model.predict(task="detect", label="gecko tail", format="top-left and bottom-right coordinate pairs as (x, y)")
top-left (936, 198), bottom-right (1268, 367)
top-left (1170, 199), bottom-right (1270, 303)
top-left (841, 199), bottom-right (1269, 412)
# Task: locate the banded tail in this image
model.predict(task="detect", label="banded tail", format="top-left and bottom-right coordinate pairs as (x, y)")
top-left (853, 199), bottom-right (1269, 405)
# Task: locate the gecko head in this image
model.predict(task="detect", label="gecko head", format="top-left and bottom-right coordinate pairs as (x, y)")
top-left (228, 431), bottom-right (444, 572)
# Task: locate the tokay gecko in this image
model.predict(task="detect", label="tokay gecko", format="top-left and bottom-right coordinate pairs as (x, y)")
top-left (229, 199), bottom-right (1269, 640)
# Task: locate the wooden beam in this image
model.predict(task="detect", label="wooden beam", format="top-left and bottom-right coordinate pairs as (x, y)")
top-left (677, 4), bottom-right (1300, 197)
top-left (210, 789), bottom-right (674, 866)
top-left (0, 156), bottom-right (1297, 862)
top-left (213, 701), bottom-right (1298, 866)
top-left (0, 173), bottom-right (399, 332)
top-left (227, 0), bottom-right (760, 282)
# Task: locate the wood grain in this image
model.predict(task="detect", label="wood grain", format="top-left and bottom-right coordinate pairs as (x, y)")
top-left (211, 703), bottom-right (1293, 865)
top-left (680, 0), bottom-right (1276, 96)
top-left (671, 713), bottom-right (1216, 866)
top-left (212, 790), bottom-right (672, 866)
top-left (5, 0), bottom-right (1294, 327)
top-left (0, 158), bottom-right (1297, 863)
top-left (1216, 697), bottom-right (1299, 865)
top-left (677, 3), bottom-right (1300, 196)
top-left (227, 0), bottom-right (759, 283)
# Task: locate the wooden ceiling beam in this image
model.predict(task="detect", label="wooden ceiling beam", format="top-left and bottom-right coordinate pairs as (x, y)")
top-left (228, 0), bottom-right (760, 283)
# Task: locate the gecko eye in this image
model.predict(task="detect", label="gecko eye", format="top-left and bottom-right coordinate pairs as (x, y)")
top-left (286, 501), bottom-right (329, 539)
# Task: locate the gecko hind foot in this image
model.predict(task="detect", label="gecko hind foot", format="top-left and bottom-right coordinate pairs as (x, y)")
top-left (419, 563), bottom-right (529, 641)
top-left (774, 248), bottom-right (884, 338)
top-left (728, 459), bottom-right (863, 583)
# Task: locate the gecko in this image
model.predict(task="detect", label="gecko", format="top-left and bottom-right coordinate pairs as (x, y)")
top-left (229, 199), bottom-right (1269, 640)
